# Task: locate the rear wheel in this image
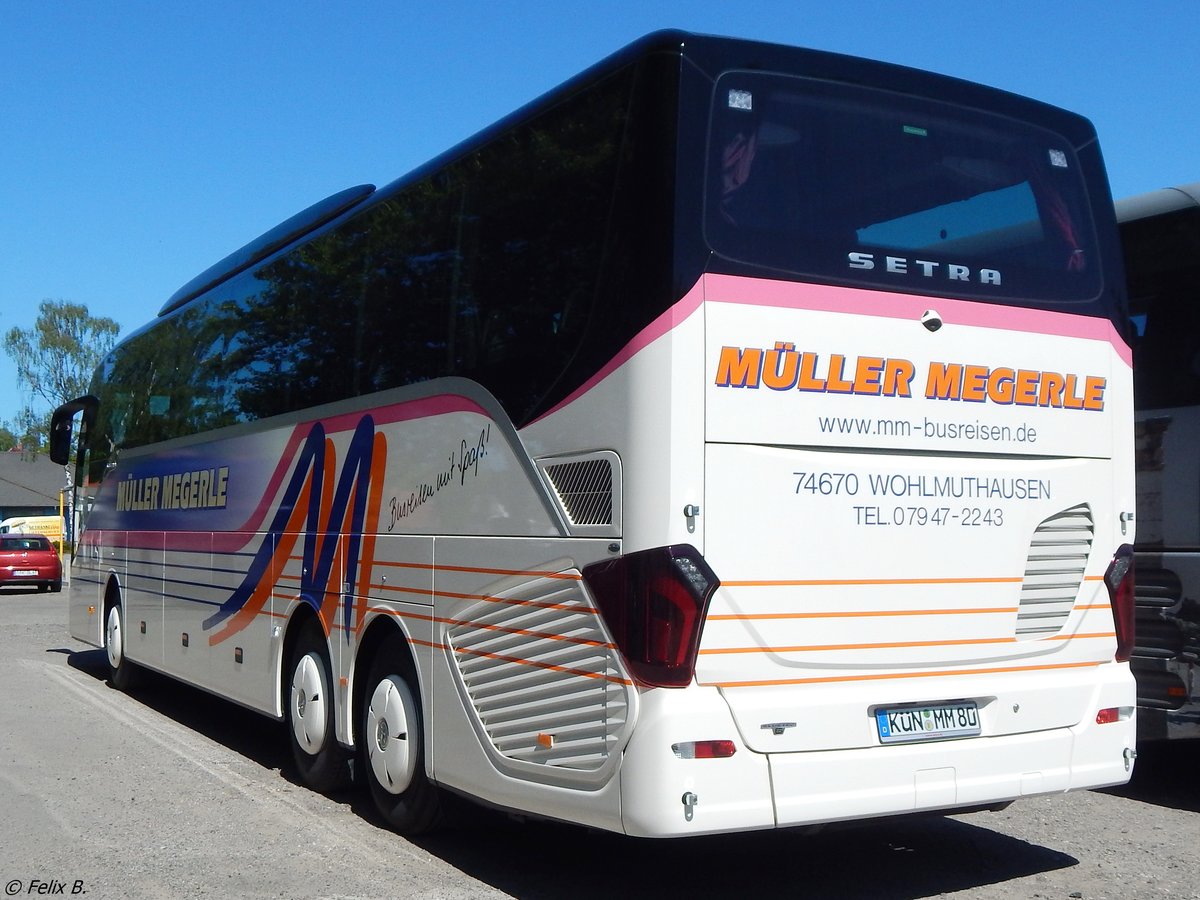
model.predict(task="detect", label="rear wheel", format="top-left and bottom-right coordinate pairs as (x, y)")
top-left (105, 600), bottom-right (140, 690)
top-left (286, 625), bottom-right (350, 792)
top-left (362, 633), bottom-right (443, 834)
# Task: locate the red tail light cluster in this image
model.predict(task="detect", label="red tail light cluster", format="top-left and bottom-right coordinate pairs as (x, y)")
top-left (582, 544), bottom-right (719, 688)
top-left (1104, 544), bottom-right (1135, 663)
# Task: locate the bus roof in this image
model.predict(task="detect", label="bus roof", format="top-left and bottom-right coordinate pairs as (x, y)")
top-left (153, 29), bottom-right (1101, 324)
top-left (158, 183), bottom-right (376, 316)
top-left (1116, 183), bottom-right (1200, 224)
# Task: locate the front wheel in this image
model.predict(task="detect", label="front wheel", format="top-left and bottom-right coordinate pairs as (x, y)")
top-left (105, 601), bottom-right (140, 690)
top-left (362, 634), bottom-right (443, 834)
top-left (287, 626), bottom-right (351, 792)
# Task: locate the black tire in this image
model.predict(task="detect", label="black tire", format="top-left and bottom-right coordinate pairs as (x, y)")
top-left (50, 581), bottom-right (62, 593)
top-left (361, 633), bottom-right (443, 834)
top-left (286, 625), bottom-right (351, 792)
top-left (105, 600), bottom-right (140, 690)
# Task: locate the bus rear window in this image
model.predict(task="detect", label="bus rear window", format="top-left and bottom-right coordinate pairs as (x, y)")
top-left (705, 71), bottom-right (1101, 306)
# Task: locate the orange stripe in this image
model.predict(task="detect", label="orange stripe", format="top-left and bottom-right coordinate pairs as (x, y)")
top-left (355, 558), bottom-right (583, 581)
top-left (429, 588), bottom-right (599, 615)
top-left (282, 556), bottom-right (583, 582)
top-left (705, 659), bottom-right (1103, 689)
top-left (708, 606), bottom-right (1018, 621)
top-left (360, 605), bottom-right (612, 648)
top-left (444, 619), bottom-right (612, 649)
top-left (276, 576), bottom-right (597, 615)
top-left (701, 636), bottom-right (1019, 654)
top-left (433, 563), bottom-right (582, 581)
top-left (370, 582), bottom-right (429, 599)
top-left (1049, 631), bottom-right (1115, 641)
top-left (722, 577), bottom-right (1022, 587)
top-left (452, 644), bottom-right (633, 686)
top-left (701, 631), bottom-right (1117, 655)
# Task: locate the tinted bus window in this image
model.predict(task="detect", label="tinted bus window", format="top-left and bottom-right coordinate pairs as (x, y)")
top-left (706, 71), bottom-right (1101, 307)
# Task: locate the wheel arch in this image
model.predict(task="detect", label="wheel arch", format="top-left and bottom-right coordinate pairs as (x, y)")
top-left (277, 600), bottom-right (327, 720)
top-left (102, 573), bottom-right (122, 617)
top-left (101, 572), bottom-right (123, 648)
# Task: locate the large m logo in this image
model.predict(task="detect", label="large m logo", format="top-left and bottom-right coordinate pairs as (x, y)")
top-left (204, 415), bottom-right (386, 644)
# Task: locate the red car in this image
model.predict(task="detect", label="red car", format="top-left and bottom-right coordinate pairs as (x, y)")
top-left (0, 534), bottom-right (62, 592)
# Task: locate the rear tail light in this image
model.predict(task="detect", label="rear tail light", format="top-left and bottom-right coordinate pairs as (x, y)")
top-left (1104, 544), bottom-right (1135, 662)
top-left (582, 544), bottom-right (719, 688)
top-left (672, 740), bottom-right (736, 759)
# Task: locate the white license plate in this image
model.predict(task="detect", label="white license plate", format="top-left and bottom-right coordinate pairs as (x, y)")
top-left (876, 701), bottom-right (980, 744)
top-left (13, 570), bottom-right (37, 577)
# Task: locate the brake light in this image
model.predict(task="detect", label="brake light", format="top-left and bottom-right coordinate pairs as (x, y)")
top-left (1104, 544), bottom-right (1135, 662)
top-left (582, 544), bottom-right (719, 688)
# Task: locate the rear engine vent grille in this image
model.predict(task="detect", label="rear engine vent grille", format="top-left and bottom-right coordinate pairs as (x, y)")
top-left (447, 580), bottom-right (629, 774)
top-left (1016, 503), bottom-right (1093, 640)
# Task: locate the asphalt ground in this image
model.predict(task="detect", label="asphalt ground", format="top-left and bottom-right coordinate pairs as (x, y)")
top-left (1, 588), bottom-right (1196, 900)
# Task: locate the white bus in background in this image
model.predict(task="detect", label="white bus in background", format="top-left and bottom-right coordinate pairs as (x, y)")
top-left (1118, 182), bottom-right (1200, 741)
top-left (51, 30), bottom-right (1137, 838)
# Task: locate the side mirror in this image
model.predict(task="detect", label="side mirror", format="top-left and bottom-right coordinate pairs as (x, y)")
top-left (49, 396), bottom-right (98, 465)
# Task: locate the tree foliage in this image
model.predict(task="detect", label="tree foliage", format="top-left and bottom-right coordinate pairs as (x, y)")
top-left (4, 299), bottom-right (120, 447)
top-left (5, 299), bottom-right (120, 406)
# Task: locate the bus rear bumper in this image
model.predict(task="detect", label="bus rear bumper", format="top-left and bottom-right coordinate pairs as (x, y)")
top-left (618, 668), bottom-right (1136, 838)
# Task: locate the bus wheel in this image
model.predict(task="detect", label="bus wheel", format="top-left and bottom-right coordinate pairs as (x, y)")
top-left (362, 634), bottom-right (443, 834)
top-left (105, 600), bottom-right (139, 690)
top-left (287, 626), bottom-right (350, 792)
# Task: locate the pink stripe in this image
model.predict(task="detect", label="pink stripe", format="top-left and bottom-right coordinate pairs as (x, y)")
top-left (703, 274), bottom-right (1133, 367)
top-left (533, 279), bottom-right (707, 423)
top-left (314, 394), bottom-right (488, 433)
top-left (535, 274), bottom-right (1131, 422)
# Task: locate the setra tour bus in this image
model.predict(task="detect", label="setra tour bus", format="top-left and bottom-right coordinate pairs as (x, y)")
top-left (51, 30), bottom-right (1137, 837)
top-left (1118, 182), bottom-right (1200, 742)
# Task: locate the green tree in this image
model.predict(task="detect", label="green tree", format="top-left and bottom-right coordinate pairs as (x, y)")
top-left (3, 299), bottom-right (120, 447)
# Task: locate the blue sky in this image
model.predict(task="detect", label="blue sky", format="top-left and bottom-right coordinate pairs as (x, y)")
top-left (2, 1), bottom-right (1198, 428)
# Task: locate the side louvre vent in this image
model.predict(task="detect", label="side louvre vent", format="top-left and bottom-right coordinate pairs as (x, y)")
top-left (1016, 503), bottom-right (1094, 639)
top-left (445, 571), bottom-right (634, 788)
top-left (537, 452), bottom-right (621, 535)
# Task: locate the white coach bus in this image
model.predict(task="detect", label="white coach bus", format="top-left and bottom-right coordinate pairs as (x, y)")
top-left (1119, 182), bottom-right (1200, 741)
top-left (51, 30), bottom-right (1137, 837)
